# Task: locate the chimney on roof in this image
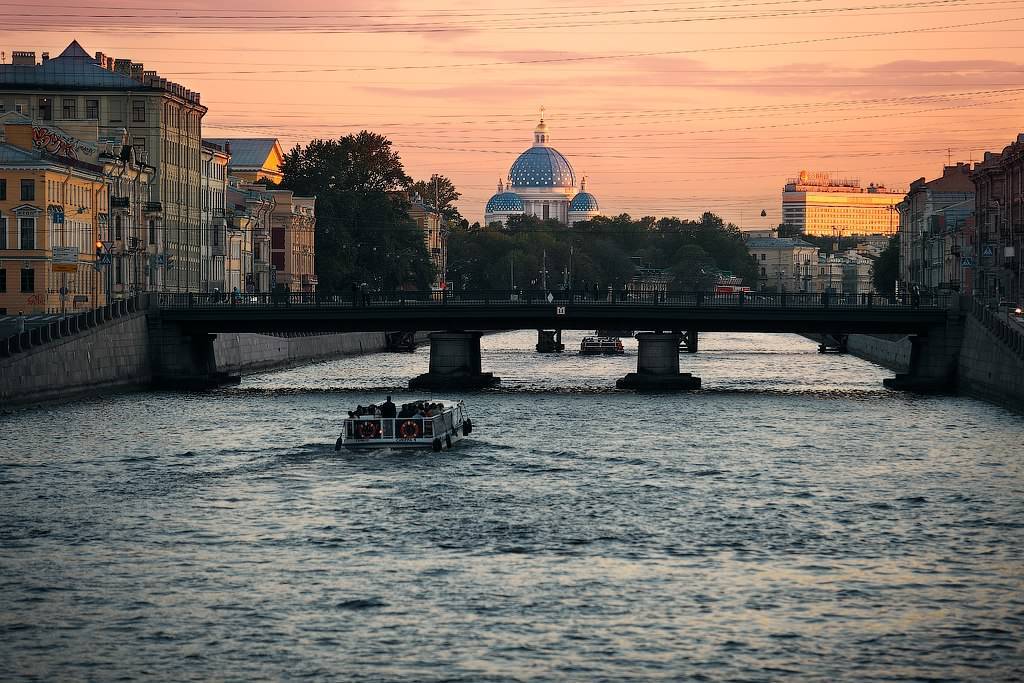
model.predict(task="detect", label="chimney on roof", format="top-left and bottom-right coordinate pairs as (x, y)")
top-left (225, 141), bottom-right (232, 155)
top-left (12, 51), bottom-right (36, 66)
top-left (1017, 133), bottom-right (1024, 145)
top-left (41, 52), bottom-right (49, 63)
top-left (130, 63), bottom-right (143, 81)
top-left (95, 51), bottom-right (104, 64)
top-left (114, 58), bottom-right (131, 75)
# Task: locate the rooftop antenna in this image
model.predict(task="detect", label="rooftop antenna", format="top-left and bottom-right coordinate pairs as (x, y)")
top-left (947, 147), bottom-right (952, 166)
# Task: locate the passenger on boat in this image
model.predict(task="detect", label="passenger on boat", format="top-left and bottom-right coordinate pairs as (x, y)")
top-left (381, 396), bottom-right (396, 418)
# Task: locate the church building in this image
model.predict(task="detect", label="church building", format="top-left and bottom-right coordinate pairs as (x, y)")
top-left (484, 116), bottom-right (600, 227)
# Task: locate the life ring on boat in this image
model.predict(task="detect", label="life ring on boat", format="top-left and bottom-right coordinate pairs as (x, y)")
top-left (357, 421), bottom-right (378, 439)
top-left (398, 420), bottom-right (421, 439)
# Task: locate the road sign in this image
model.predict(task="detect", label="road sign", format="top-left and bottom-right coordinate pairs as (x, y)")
top-left (101, 240), bottom-right (114, 252)
top-left (50, 208), bottom-right (65, 224)
top-left (52, 246), bottom-right (79, 272)
top-left (961, 257), bottom-right (975, 268)
top-left (99, 253), bottom-right (112, 266)
top-left (556, 306), bottom-right (566, 315)
top-left (982, 244), bottom-right (995, 259)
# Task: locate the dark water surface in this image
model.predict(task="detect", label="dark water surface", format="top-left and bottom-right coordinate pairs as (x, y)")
top-left (2, 331), bottom-right (1022, 681)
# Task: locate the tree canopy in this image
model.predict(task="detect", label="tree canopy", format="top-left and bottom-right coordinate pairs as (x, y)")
top-left (446, 211), bottom-right (757, 291)
top-left (873, 234), bottom-right (899, 294)
top-left (409, 174), bottom-right (463, 224)
top-left (277, 131), bottom-right (434, 293)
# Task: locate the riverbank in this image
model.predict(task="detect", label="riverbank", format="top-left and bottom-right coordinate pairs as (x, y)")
top-left (0, 322), bottom-right (403, 408)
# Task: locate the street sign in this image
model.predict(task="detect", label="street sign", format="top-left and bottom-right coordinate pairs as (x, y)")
top-left (982, 244), bottom-right (995, 259)
top-left (50, 208), bottom-right (65, 224)
top-left (101, 240), bottom-right (114, 252)
top-left (99, 253), bottom-right (112, 266)
top-left (556, 306), bottom-right (566, 315)
top-left (961, 257), bottom-right (975, 268)
top-left (52, 246), bottom-right (78, 272)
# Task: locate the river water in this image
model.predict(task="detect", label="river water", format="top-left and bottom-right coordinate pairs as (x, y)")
top-left (1, 331), bottom-right (1022, 681)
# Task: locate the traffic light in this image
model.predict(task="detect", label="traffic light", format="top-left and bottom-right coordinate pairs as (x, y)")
top-left (95, 240), bottom-right (103, 258)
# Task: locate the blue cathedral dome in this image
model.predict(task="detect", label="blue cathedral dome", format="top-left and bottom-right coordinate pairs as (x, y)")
top-left (485, 191), bottom-right (524, 213)
top-left (569, 191), bottom-right (599, 212)
top-left (508, 147), bottom-right (576, 188)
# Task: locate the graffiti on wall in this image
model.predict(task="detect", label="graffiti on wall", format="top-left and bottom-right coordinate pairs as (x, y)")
top-left (31, 126), bottom-right (98, 161)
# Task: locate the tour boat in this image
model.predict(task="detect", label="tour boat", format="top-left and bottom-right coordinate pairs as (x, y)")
top-left (335, 398), bottom-right (472, 452)
top-left (580, 336), bottom-right (625, 355)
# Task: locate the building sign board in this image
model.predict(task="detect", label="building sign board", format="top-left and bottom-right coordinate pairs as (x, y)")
top-left (52, 245), bottom-right (78, 272)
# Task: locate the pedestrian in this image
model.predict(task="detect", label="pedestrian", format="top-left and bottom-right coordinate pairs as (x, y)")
top-left (381, 396), bottom-right (396, 419)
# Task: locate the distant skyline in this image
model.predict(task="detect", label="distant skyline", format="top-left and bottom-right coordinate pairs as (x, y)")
top-left (4, 0), bottom-right (1022, 226)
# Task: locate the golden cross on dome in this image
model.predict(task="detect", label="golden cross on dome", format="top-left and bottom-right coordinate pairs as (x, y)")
top-left (539, 105), bottom-right (545, 121)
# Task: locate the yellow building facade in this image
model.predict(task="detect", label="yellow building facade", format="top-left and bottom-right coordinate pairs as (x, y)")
top-left (782, 171), bottom-right (902, 237)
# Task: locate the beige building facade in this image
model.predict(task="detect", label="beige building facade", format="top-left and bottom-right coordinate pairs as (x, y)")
top-left (1, 41), bottom-right (207, 293)
top-left (269, 190), bottom-right (316, 293)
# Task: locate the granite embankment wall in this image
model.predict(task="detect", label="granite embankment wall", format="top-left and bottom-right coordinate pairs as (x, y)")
top-left (2, 320), bottom-right (392, 407)
top-left (957, 315), bottom-right (1024, 410)
top-left (0, 310), bottom-right (152, 405)
top-left (846, 312), bottom-right (1024, 411)
top-left (213, 331), bottom-right (388, 376)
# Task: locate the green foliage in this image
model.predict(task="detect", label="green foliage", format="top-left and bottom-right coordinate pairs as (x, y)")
top-left (873, 234), bottom-right (900, 294)
top-left (446, 211), bottom-right (757, 291)
top-left (277, 131), bottom-right (435, 293)
top-left (410, 174), bottom-right (463, 223)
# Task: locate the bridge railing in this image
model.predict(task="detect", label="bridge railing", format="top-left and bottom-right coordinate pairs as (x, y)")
top-left (156, 289), bottom-right (950, 311)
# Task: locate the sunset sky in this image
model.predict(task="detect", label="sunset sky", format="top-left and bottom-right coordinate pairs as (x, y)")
top-left (3, 0), bottom-right (1022, 227)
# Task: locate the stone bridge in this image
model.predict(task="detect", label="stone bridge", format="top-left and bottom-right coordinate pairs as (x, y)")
top-left (152, 290), bottom-right (958, 392)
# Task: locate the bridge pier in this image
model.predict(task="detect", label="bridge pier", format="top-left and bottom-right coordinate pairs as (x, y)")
top-left (536, 329), bottom-right (564, 353)
top-left (883, 318), bottom-right (964, 394)
top-left (147, 318), bottom-right (240, 389)
top-left (617, 332), bottom-right (701, 391)
top-left (410, 332), bottom-right (500, 390)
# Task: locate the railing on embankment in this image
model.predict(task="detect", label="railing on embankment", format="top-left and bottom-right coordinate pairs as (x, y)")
top-left (966, 296), bottom-right (1024, 364)
top-left (156, 289), bottom-right (951, 311)
top-left (0, 296), bottom-right (143, 358)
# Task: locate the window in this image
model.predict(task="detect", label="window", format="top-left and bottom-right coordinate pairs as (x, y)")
top-left (132, 137), bottom-right (146, 154)
top-left (148, 220), bottom-right (156, 245)
top-left (20, 268), bottom-right (34, 293)
top-left (20, 217), bottom-right (35, 249)
top-left (0, 178), bottom-right (5, 200)
top-left (115, 256), bottom-right (123, 285)
top-left (760, 253), bottom-right (766, 261)
top-left (0, 268), bottom-right (5, 293)
top-left (114, 215), bottom-right (122, 240)
top-left (86, 99), bottom-right (98, 119)
top-left (39, 97), bottom-right (52, 121)
top-left (132, 100), bottom-right (146, 122)
top-left (0, 216), bottom-right (6, 249)
top-left (15, 99), bottom-right (27, 115)
top-left (110, 99), bottom-right (124, 122)
top-left (760, 267), bottom-right (766, 276)
top-left (20, 179), bottom-right (34, 201)
top-left (62, 97), bottom-right (76, 119)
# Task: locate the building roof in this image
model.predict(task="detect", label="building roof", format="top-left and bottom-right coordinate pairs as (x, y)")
top-left (569, 191), bottom-right (599, 213)
top-left (203, 138), bottom-right (282, 170)
top-left (909, 163), bottom-right (974, 194)
top-left (745, 237), bottom-right (817, 249)
top-left (0, 142), bottom-right (42, 163)
top-left (485, 191), bottom-right (524, 213)
top-left (509, 146), bottom-right (576, 188)
top-left (0, 44), bottom-right (142, 90)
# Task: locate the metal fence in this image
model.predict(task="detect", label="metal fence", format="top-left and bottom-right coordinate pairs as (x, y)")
top-left (157, 289), bottom-right (951, 311)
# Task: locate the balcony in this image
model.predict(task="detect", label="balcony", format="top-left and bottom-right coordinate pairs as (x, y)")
top-left (211, 243), bottom-right (226, 257)
top-left (301, 274), bottom-right (318, 285)
top-left (144, 201), bottom-right (163, 215)
top-left (110, 196), bottom-right (130, 211)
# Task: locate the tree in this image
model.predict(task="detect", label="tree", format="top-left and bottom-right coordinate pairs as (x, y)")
top-left (873, 234), bottom-right (900, 294)
top-left (410, 174), bottom-right (463, 223)
top-left (277, 131), bottom-right (434, 292)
